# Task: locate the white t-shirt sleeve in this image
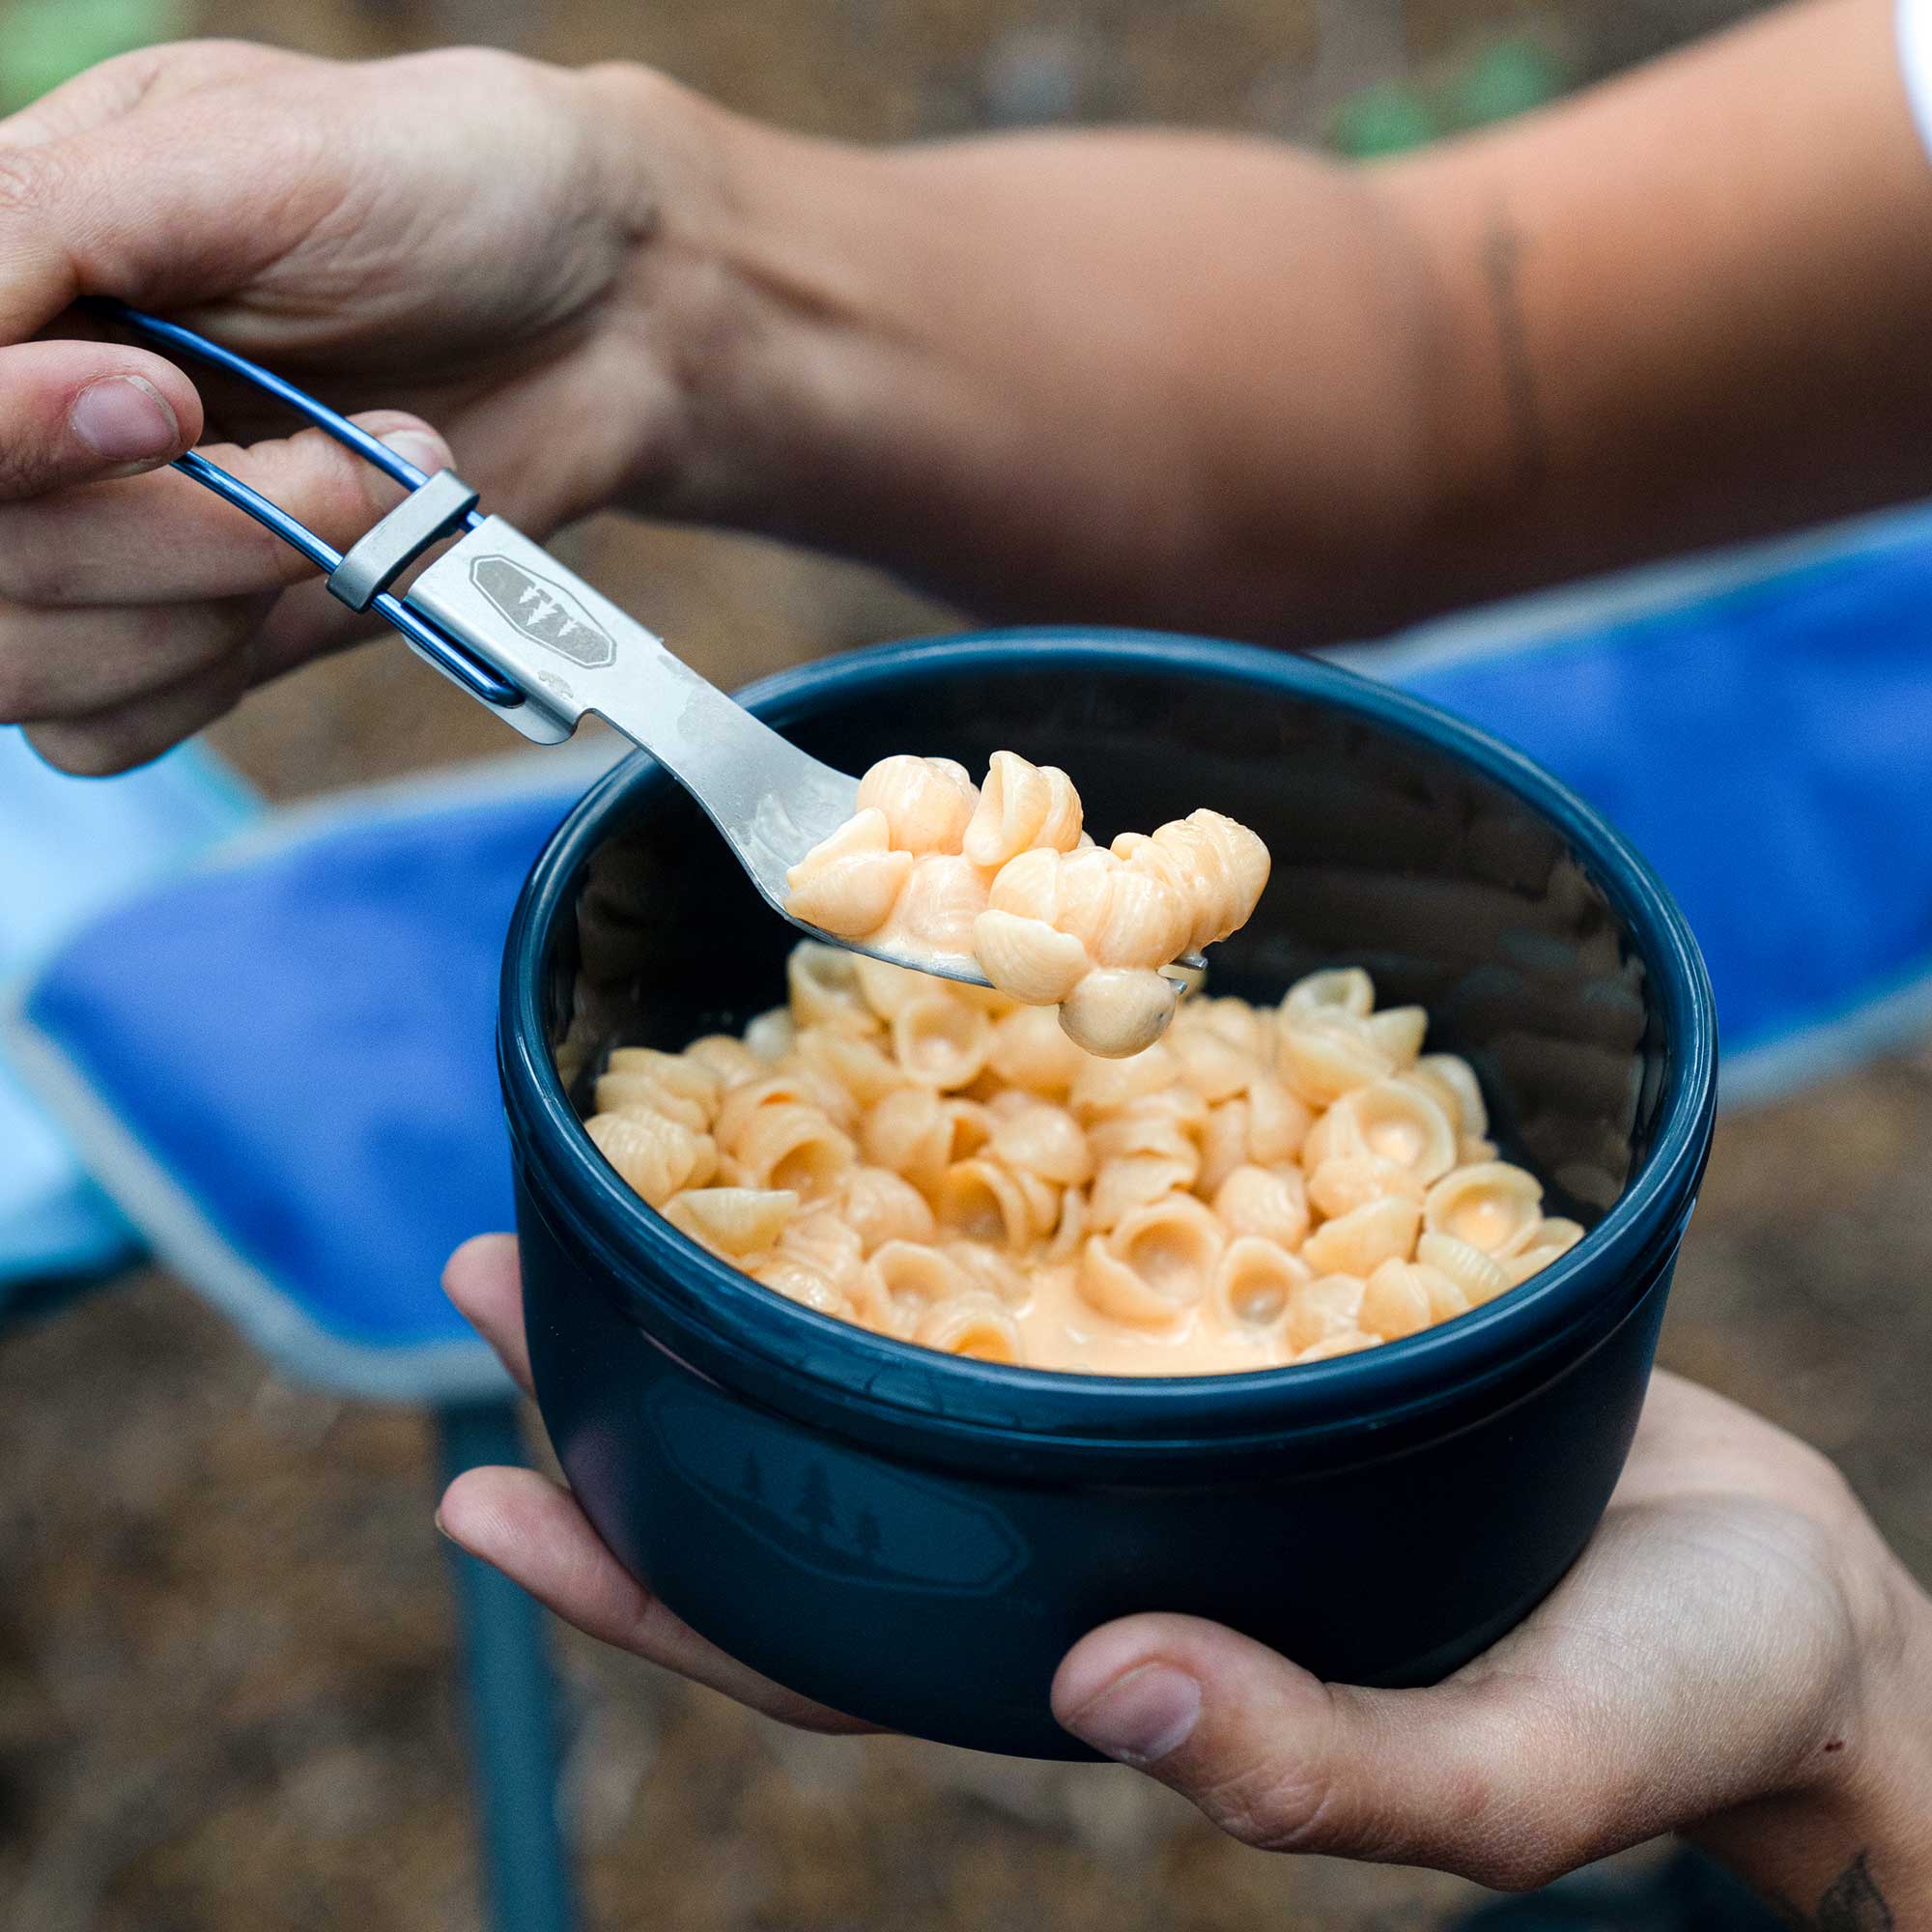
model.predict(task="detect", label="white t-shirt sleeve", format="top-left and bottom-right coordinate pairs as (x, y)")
top-left (1901, 0), bottom-right (1932, 159)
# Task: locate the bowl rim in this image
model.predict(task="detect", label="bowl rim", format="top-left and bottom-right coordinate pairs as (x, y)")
top-left (500, 629), bottom-right (1717, 1445)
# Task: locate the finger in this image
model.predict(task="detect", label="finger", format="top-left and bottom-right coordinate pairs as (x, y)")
top-left (244, 573), bottom-right (386, 685)
top-left (439, 1241), bottom-right (875, 1739)
top-left (1052, 1613), bottom-right (1617, 1889)
top-left (0, 412), bottom-right (452, 607)
top-left (22, 640), bottom-right (256, 776)
top-left (0, 340), bottom-right (201, 497)
top-left (441, 1235), bottom-right (534, 1401)
top-left (438, 1465), bottom-right (876, 1736)
top-left (0, 45), bottom-right (337, 337)
top-left (0, 593), bottom-right (264, 723)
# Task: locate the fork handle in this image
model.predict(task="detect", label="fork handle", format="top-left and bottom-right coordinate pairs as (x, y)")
top-left (410, 518), bottom-right (856, 838)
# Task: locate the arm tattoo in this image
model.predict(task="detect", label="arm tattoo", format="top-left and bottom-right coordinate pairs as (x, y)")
top-left (1810, 1853), bottom-right (1894, 1932)
top-left (1480, 204), bottom-right (1548, 490)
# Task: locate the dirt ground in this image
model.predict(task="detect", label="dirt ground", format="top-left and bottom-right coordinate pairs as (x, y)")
top-left (14, 2), bottom-right (1925, 1929)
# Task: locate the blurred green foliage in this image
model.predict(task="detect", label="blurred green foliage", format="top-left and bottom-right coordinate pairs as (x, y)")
top-left (0, 0), bottom-right (187, 117)
top-left (1329, 80), bottom-right (1438, 157)
top-left (1330, 30), bottom-right (1571, 156)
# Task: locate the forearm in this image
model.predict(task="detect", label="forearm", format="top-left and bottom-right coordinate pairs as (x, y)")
top-left (615, 82), bottom-right (1452, 641)
top-left (1381, 0), bottom-right (1932, 612)
top-left (623, 0), bottom-right (1932, 642)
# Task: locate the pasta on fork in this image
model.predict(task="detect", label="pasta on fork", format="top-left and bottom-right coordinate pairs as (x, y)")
top-left (785, 752), bottom-right (1270, 1057)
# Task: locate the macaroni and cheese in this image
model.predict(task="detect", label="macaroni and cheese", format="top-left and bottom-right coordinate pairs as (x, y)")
top-left (582, 944), bottom-right (1584, 1376)
top-left (785, 753), bottom-right (1270, 1058)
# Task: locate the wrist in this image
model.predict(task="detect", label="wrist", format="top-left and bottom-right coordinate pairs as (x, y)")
top-left (1689, 1557), bottom-right (1932, 1920)
top-left (570, 60), bottom-right (896, 537)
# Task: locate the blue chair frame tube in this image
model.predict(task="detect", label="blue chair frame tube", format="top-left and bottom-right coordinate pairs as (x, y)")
top-left (435, 1400), bottom-right (579, 1932)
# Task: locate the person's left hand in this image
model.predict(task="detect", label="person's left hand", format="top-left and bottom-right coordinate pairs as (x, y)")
top-left (439, 1232), bottom-right (1931, 1895)
top-left (439, 1234), bottom-right (875, 1736)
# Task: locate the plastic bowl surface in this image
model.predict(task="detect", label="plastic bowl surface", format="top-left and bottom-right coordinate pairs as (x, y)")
top-left (501, 632), bottom-right (1717, 1758)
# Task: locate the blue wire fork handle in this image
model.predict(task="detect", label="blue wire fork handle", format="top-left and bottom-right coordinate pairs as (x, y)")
top-left (87, 298), bottom-right (527, 715)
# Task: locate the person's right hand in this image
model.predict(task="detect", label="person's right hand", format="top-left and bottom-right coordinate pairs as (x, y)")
top-left (0, 40), bottom-right (728, 773)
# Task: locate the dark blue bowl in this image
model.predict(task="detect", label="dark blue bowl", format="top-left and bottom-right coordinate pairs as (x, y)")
top-left (500, 632), bottom-right (1717, 1759)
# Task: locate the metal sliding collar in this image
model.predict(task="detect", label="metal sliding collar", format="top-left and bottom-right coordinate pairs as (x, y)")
top-left (327, 469), bottom-right (480, 611)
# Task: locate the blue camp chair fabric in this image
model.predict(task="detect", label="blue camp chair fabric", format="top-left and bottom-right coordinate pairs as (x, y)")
top-left (1334, 501), bottom-right (1932, 1103)
top-left (8, 753), bottom-right (611, 1399)
top-left (6, 504), bottom-right (1930, 1401)
top-left (0, 731), bottom-right (258, 1298)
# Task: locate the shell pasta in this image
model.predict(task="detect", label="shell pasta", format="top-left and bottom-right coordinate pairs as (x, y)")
top-left (578, 943), bottom-right (1585, 1376)
top-left (784, 752), bottom-right (1270, 1058)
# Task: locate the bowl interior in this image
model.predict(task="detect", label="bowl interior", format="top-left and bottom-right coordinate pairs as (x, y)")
top-left (539, 639), bottom-right (1666, 1233)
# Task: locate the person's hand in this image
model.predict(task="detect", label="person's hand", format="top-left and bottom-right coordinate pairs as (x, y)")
top-left (439, 1234), bottom-right (878, 1735)
top-left (1045, 1372), bottom-right (1932, 1907)
top-left (0, 39), bottom-right (735, 773)
top-left (440, 1232), bottom-right (1932, 1903)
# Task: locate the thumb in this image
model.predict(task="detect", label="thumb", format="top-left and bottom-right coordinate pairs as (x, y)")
top-left (1052, 1614), bottom-right (1604, 1889)
top-left (0, 340), bottom-right (202, 497)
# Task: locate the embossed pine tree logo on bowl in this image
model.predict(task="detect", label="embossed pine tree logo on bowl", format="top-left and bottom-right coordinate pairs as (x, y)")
top-left (649, 1380), bottom-right (1029, 1591)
